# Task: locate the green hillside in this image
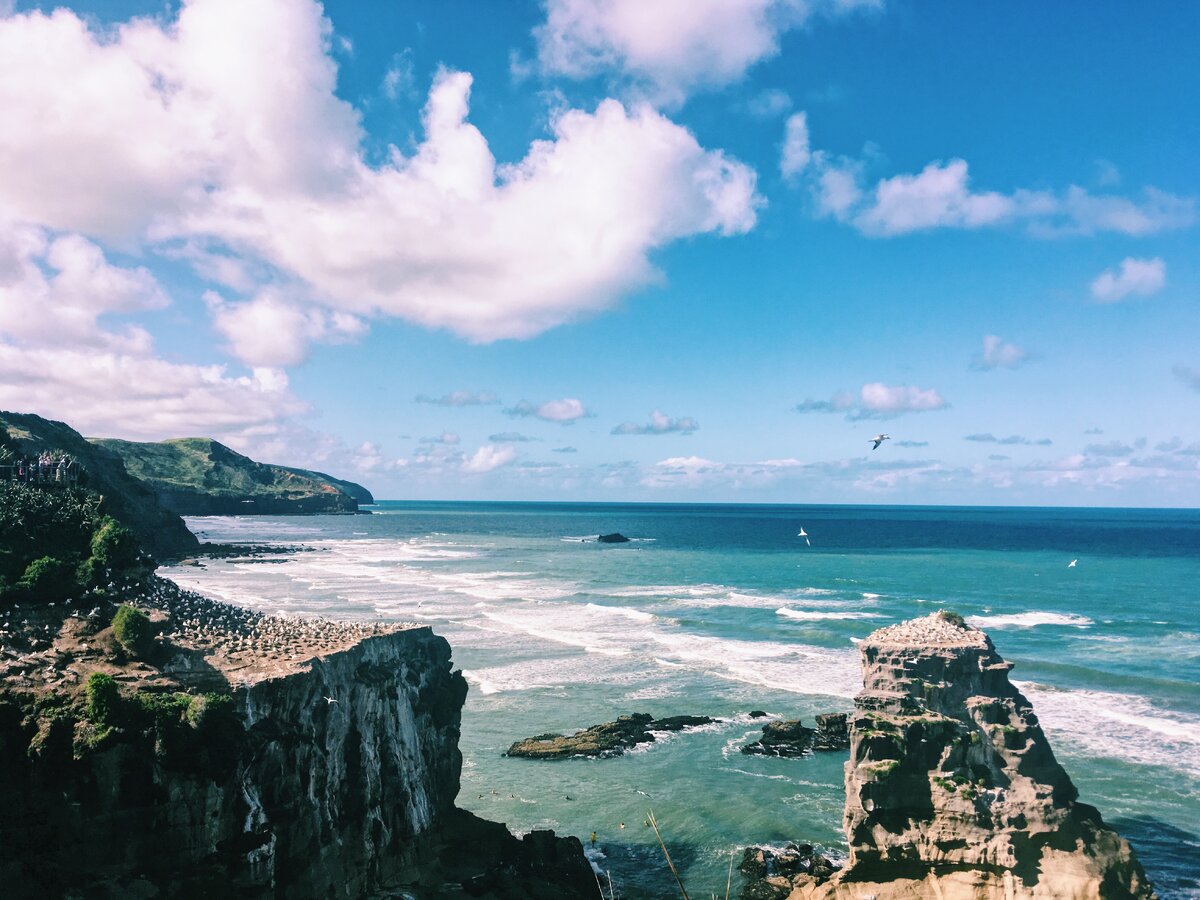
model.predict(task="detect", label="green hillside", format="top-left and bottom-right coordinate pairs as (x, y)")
top-left (0, 412), bottom-right (199, 559)
top-left (91, 437), bottom-right (373, 515)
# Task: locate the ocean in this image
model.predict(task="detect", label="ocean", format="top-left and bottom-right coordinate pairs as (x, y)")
top-left (162, 502), bottom-right (1200, 898)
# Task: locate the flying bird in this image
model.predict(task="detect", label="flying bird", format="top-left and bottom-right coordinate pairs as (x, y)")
top-left (869, 434), bottom-right (890, 450)
top-left (797, 527), bottom-right (810, 546)
top-left (323, 696), bottom-right (339, 704)
top-left (1068, 559), bottom-right (1077, 568)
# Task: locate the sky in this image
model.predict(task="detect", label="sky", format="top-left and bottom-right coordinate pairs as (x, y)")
top-left (0, 0), bottom-right (1198, 505)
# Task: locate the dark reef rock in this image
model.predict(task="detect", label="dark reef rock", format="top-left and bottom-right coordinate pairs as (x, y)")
top-left (596, 532), bottom-right (631, 543)
top-left (506, 712), bottom-right (714, 759)
top-left (741, 712), bottom-right (849, 757)
top-left (738, 844), bottom-right (842, 899)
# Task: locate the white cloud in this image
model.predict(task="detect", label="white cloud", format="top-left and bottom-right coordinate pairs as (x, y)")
top-left (857, 382), bottom-right (946, 417)
top-left (972, 334), bottom-right (1029, 370)
top-left (612, 410), bottom-right (698, 435)
top-left (745, 88), bottom-right (792, 119)
top-left (505, 398), bottom-right (589, 423)
top-left (780, 112), bottom-right (811, 180)
top-left (419, 431), bottom-right (461, 445)
top-left (534, 0), bottom-right (880, 106)
top-left (0, 222), bottom-right (166, 353)
top-left (0, 217), bottom-right (303, 440)
top-left (803, 150), bottom-right (1194, 238)
top-left (0, 1), bottom-right (761, 357)
top-left (965, 433), bottom-right (1052, 447)
top-left (1173, 365), bottom-right (1200, 391)
top-left (798, 383), bottom-right (946, 419)
top-left (207, 289), bottom-right (365, 366)
top-left (1090, 257), bottom-right (1166, 303)
top-left (462, 443), bottom-right (518, 474)
top-left (381, 49), bottom-right (416, 101)
top-left (414, 390), bottom-right (500, 407)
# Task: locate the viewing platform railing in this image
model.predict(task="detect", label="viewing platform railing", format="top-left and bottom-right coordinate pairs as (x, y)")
top-left (0, 459), bottom-right (81, 486)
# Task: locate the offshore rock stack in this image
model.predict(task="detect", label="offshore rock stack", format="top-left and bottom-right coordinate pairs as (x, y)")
top-left (748, 613), bottom-right (1155, 899)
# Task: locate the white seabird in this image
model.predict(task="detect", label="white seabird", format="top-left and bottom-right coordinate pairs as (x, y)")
top-left (797, 527), bottom-right (810, 546)
top-left (1068, 559), bottom-right (1077, 568)
top-left (870, 434), bottom-right (891, 450)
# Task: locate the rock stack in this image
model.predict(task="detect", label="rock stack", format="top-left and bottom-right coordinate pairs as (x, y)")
top-left (764, 612), bottom-right (1155, 899)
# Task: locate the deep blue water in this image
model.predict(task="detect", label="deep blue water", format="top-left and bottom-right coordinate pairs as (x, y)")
top-left (164, 502), bottom-right (1200, 897)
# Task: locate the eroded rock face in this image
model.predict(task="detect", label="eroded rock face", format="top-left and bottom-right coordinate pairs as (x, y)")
top-left (742, 713), bottom-right (850, 757)
top-left (1, 627), bottom-right (597, 899)
top-left (789, 613), bottom-right (1155, 899)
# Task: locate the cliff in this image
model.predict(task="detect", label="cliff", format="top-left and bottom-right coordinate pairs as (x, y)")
top-left (0, 582), bottom-right (596, 899)
top-left (90, 437), bottom-right (374, 515)
top-left (0, 411), bottom-right (198, 559)
top-left (768, 612), bottom-right (1154, 899)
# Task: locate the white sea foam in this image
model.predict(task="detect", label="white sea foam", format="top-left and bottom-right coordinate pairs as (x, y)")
top-left (583, 603), bottom-right (656, 622)
top-left (776, 608), bottom-right (880, 622)
top-left (968, 612), bottom-right (1093, 628)
top-left (1018, 682), bottom-right (1200, 779)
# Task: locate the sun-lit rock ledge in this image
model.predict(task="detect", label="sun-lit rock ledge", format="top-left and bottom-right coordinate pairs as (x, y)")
top-left (744, 612), bottom-right (1155, 900)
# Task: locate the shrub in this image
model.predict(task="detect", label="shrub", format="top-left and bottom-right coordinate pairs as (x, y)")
top-left (112, 604), bottom-right (153, 657)
top-left (937, 609), bottom-right (966, 628)
top-left (18, 555), bottom-right (78, 603)
top-left (90, 516), bottom-right (141, 571)
top-left (85, 672), bottom-right (121, 726)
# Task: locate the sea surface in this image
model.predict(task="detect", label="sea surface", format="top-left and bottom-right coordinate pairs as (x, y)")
top-left (161, 502), bottom-right (1200, 898)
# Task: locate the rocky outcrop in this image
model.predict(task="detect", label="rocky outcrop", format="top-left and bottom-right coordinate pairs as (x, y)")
top-left (91, 436), bottom-right (372, 516)
top-left (506, 712), bottom-right (714, 759)
top-left (1, 619), bottom-right (597, 899)
top-left (596, 533), bottom-right (630, 543)
top-left (742, 713), bottom-right (850, 757)
top-left (771, 613), bottom-right (1155, 899)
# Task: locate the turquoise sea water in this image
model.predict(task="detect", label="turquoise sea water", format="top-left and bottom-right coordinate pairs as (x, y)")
top-left (162, 503), bottom-right (1200, 898)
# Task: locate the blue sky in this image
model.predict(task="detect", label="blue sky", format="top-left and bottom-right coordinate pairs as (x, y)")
top-left (0, 0), bottom-right (1197, 504)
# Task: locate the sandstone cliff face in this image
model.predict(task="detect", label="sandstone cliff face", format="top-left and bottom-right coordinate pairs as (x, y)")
top-left (783, 613), bottom-right (1154, 900)
top-left (3, 627), bottom-right (464, 897)
top-left (2, 624), bottom-right (596, 899)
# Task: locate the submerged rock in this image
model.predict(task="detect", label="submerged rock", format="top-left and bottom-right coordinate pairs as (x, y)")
top-left (755, 612), bottom-right (1155, 899)
top-left (596, 532), bottom-right (631, 543)
top-left (741, 712), bottom-right (849, 757)
top-left (506, 712), bottom-right (714, 759)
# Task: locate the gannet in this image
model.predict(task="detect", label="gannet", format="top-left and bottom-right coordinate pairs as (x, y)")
top-left (870, 434), bottom-right (890, 450)
top-left (1068, 559), bottom-right (1077, 568)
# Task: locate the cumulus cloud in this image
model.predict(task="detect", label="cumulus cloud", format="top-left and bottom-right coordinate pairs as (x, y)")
top-left (504, 398), bottom-right (589, 423)
top-left (796, 383), bottom-right (946, 419)
top-left (414, 390), bottom-right (500, 407)
top-left (0, 1), bottom-right (761, 358)
top-left (0, 218), bottom-right (302, 440)
top-left (207, 289), bottom-right (365, 366)
top-left (533, 0), bottom-right (880, 106)
top-left (381, 49), bottom-right (416, 101)
top-left (611, 410), bottom-right (698, 435)
top-left (488, 431), bottom-right (538, 442)
top-left (780, 112), bottom-right (810, 179)
top-left (857, 382), bottom-right (947, 417)
top-left (1090, 257), bottom-right (1166, 303)
top-left (965, 433), bottom-right (1052, 446)
top-left (462, 443), bottom-right (518, 474)
top-left (805, 153), bottom-right (1194, 238)
top-left (971, 335), bottom-right (1029, 371)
